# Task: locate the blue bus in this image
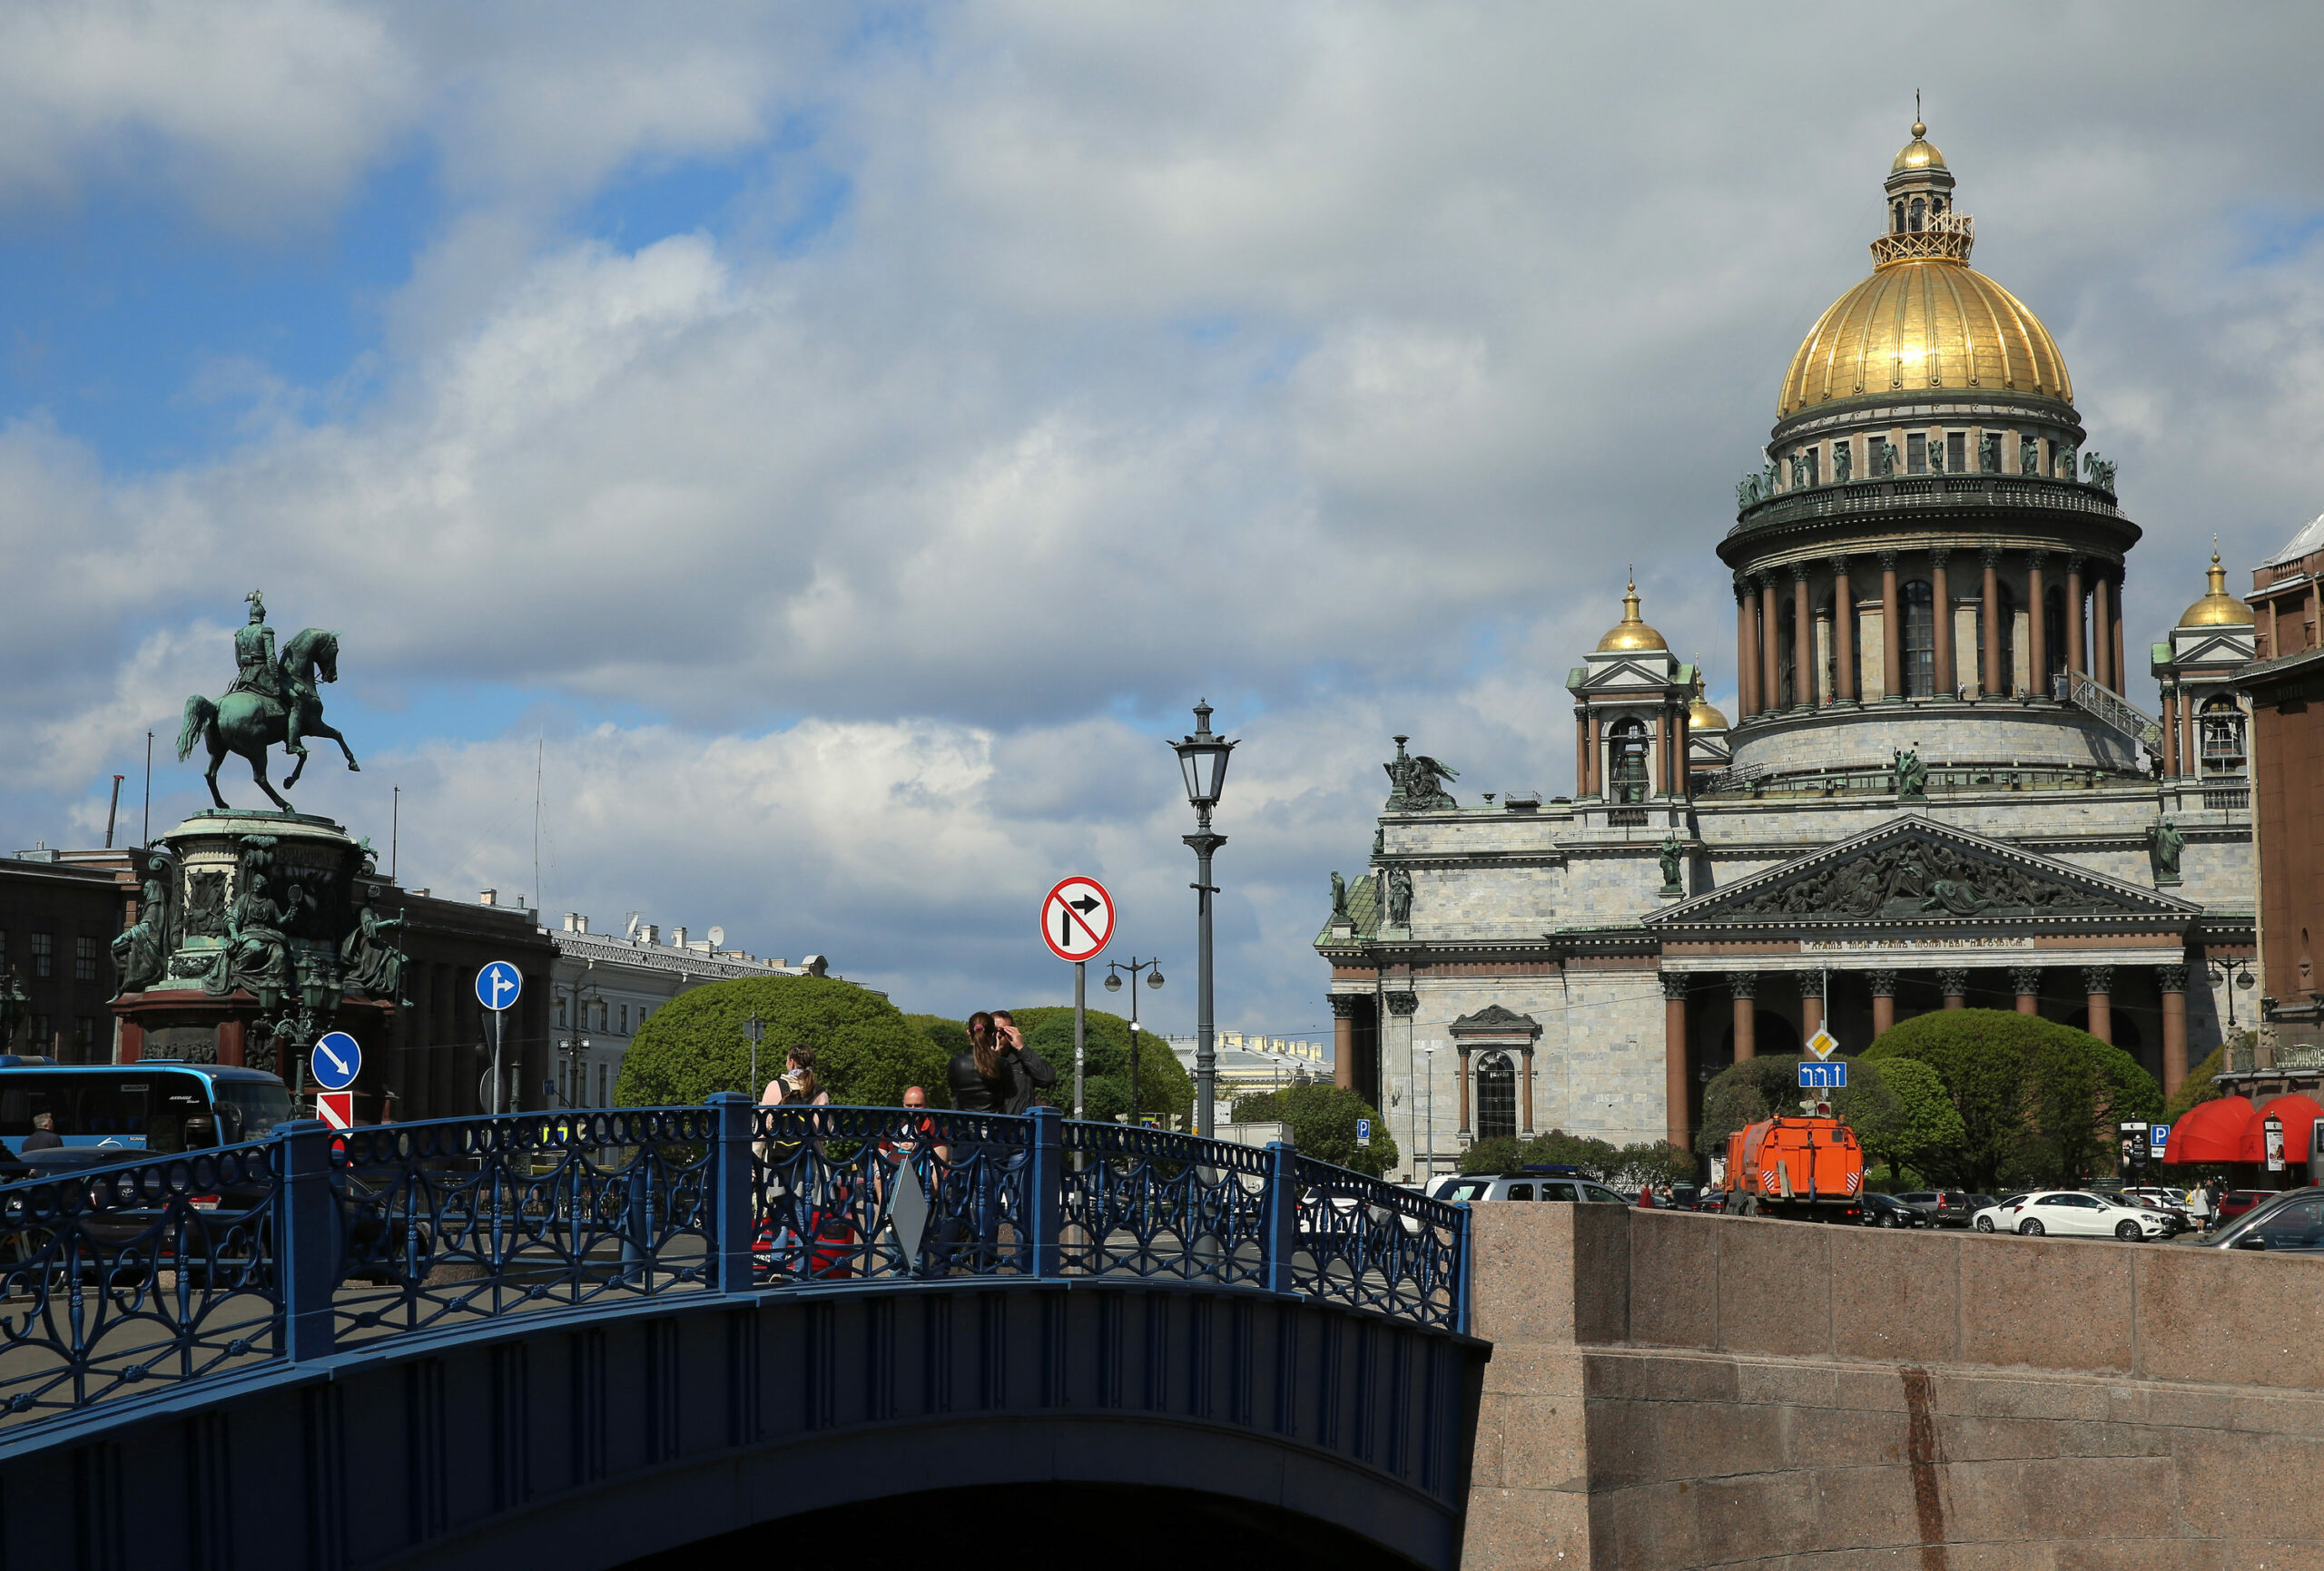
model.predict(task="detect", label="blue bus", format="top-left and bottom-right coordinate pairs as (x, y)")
top-left (0, 1057), bottom-right (294, 1155)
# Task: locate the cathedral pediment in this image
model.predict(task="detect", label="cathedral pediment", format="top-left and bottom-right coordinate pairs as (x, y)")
top-left (1646, 817), bottom-right (2199, 929)
top-left (1450, 1004), bottom-right (1541, 1036)
top-left (1570, 656), bottom-right (1689, 692)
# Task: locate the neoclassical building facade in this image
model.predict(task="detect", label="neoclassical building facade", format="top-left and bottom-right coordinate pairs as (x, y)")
top-left (1316, 123), bottom-right (2259, 1183)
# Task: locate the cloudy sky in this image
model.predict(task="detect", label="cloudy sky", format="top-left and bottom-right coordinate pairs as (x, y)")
top-left (3, 3), bottom-right (2320, 1037)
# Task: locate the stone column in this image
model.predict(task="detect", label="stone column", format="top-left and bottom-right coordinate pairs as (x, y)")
top-left (1675, 699), bottom-right (1691, 800)
top-left (1521, 1046), bottom-right (1536, 1135)
top-left (1729, 971), bottom-right (1758, 1062)
top-left (1980, 546), bottom-right (2004, 698)
top-left (2160, 963), bottom-right (2189, 1097)
top-left (1385, 989), bottom-right (1419, 1166)
top-left (1931, 547), bottom-right (1955, 696)
top-left (2162, 687), bottom-right (2181, 778)
top-left (2179, 688), bottom-right (2197, 781)
top-left (1456, 1044), bottom-right (1472, 1142)
top-left (2065, 555), bottom-right (2087, 676)
top-left (2027, 551), bottom-right (2048, 695)
top-left (1831, 555), bottom-right (1856, 702)
top-left (2011, 964), bottom-right (2042, 1016)
top-left (1939, 967), bottom-right (1968, 1008)
top-left (1657, 706), bottom-right (1673, 797)
top-left (1330, 995), bottom-right (1358, 1091)
top-left (2112, 588), bottom-right (2128, 697)
top-left (1736, 578), bottom-right (1758, 718)
top-left (2093, 575), bottom-right (2114, 689)
top-left (1574, 711), bottom-right (1589, 800)
top-left (1662, 973), bottom-right (1690, 1152)
top-left (1792, 565), bottom-right (1815, 711)
top-left (1880, 550), bottom-right (1902, 702)
top-left (1583, 712), bottom-right (1599, 799)
top-left (1758, 575), bottom-right (1780, 712)
top-left (2083, 966), bottom-right (2113, 1046)
top-left (1869, 968), bottom-right (1898, 1038)
top-left (1800, 974), bottom-right (1824, 1038)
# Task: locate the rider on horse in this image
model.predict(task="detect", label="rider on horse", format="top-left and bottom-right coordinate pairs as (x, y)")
top-left (226, 590), bottom-right (310, 756)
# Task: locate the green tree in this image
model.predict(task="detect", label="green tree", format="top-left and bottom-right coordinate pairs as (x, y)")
top-left (1453, 1129), bottom-right (1694, 1189)
top-left (1006, 1006), bottom-right (1193, 1127)
top-left (1697, 1055), bottom-right (1807, 1155)
top-left (616, 977), bottom-right (949, 1109)
top-left (1841, 1056), bottom-right (1964, 1183)
top-left (1230, 1084), bottom-right (1397, 1177)
top-left (1863, 1008), bottom-right (2162, 1191)
top-left (903, 1013), bottom-right (971, 1069)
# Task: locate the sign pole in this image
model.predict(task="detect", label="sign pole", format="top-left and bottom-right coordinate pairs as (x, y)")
top-left (491, 1010), bottom-right (504, 1116)
top-left (1073, 960), bottom-right (1087, 1123)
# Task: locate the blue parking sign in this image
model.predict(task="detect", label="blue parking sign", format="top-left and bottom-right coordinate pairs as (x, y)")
top-left (1356, 1117), bottom-right (1373, 1148)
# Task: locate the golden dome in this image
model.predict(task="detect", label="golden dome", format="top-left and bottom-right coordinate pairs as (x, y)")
top-left (1596, 579), bottom-right (1668, 652)
top-left (1779, 259), bottom-right (2072, 417)
top-left (1687, 670), bottom-right (1728, 732)
top-left (1891, 122), bottom-right (1945, 173)
top-left (2180, 550), bottom-right (2255, 627)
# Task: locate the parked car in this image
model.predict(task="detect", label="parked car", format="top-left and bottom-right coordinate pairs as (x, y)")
top-left (1858, 1192), bottom-right (1925, 1229)
top-left (2205, 1188), bottom-right (2324, 1253)
top-left (2217, 1189), bottom-right (2276, 1226)
top-left (1987, 1191), bottom-right (2171, 1241)
top-left (1895, 1190), bottom-right (1979, 1228)
top-left (1433, 1172), bottom-right (1635, 1206)
top-left (1971, 1193), bottom-right (2031, 1232)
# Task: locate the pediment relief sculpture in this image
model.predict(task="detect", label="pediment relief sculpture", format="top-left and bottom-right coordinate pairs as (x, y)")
top-left (1690, 834), bottom-right (2159, 923)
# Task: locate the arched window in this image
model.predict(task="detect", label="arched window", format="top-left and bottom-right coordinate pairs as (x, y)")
top-left (1909, 196), bottom-right (1925, 231)
top-left (1474, 1052), bottom-right (1516, 1143)
top-left (1994, 579), bottom-right (2018, 695)
top-left (1777, 596), bottom-right (1797, 708)
top-left (1608, 718), bottom-right (1650, 803)
top-left (2043, 584), bottom-right (2068, 684)
top-left (2201, 694), bottom-right (2247, 770)
top-left (1901, 579), bottom-right (1936, 697)
top-left (1892, 201), bottom-right (1905, 234)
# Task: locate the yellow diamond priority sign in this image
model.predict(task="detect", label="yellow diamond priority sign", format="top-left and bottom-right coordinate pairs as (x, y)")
top-left (1806, 1027), bottom-right (1840, 1061)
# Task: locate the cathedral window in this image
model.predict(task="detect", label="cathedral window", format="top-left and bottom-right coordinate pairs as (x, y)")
top-left (1777, 598), bottom-right (1797, 708)
top-left (1803, 447), bottom-right (1819, 486)
top-left (1992, 580), bottom-right (2019, 695)
top-left (2043, 585), bottom-right (2068, 682)
top-left (1909, 196), bottom-right (1925, 231)
top-left (2201, 695), bottom-right (2246, 768)
top-left (1945, 432), bottom-right (1966, 473)
top-left (1892, 201), bottom-right (1905, 234)
top-left (1607, 719), bottom-right (1650, 803)
top-left (1905, 433), bottom-right (1927, 474)
top-left (1901, 580), bottom-right (1936, 697)
top-left (1474, 1053), bottom-right (1516, 1143)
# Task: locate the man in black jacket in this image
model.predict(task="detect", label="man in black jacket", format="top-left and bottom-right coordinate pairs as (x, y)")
top-left (990, 1012), bottom-right (1058, 1114)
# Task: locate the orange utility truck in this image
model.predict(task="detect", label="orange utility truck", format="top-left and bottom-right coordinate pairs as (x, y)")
top-left (1723, 1115), bottom-right (1865, 1220)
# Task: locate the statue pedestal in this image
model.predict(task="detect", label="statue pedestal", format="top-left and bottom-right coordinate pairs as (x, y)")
top-left (109, 811), bottom-right (403, 1103)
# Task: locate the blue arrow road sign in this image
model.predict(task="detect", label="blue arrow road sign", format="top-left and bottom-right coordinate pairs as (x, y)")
top-left (476, 961), bottom-right (523, 1013)
top-left (310, 1030), bottom-right (362, 1091)
top-left (1797, 1060), bottom-right (1848, 1090)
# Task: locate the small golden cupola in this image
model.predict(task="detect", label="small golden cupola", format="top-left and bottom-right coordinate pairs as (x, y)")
top-left (2180, 549), bottom-right (2257, 627)
top-left (1687, 669), bottom-right (1729, 732)
top-left (1595, 578), bottom-right (1669, 653)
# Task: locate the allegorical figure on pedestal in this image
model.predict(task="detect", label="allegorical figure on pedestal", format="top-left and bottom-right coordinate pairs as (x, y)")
top-left (206, 872), bottom-right (303, 1003)
top-left (340, 898), bottom-right (407, 1001)
top-left (109, 868), bottom-right (172, 999)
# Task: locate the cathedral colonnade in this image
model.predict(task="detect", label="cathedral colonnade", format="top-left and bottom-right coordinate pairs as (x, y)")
top-left (1657, 956), bottom-right (2197, 1152)
top-left (1731, 543), bottom-right (2127, 715)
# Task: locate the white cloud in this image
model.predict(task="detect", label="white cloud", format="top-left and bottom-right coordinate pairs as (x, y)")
top-left (8, 3), bottom-right (2324, 1029)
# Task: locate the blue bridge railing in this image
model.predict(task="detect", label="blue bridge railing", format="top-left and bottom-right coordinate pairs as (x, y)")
top-left (0, 1098), bottom-right (1469, 1440)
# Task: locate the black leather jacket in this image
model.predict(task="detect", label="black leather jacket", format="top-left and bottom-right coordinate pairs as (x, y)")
top-left (946, 1046), bottom-right (1058, 1114)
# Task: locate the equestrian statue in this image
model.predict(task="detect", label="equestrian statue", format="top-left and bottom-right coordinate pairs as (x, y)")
top-left (177, 590), bottom-right (359, 810)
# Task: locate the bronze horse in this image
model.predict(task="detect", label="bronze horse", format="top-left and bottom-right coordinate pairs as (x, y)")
top-left (177, 628), bottom-right (359, 810)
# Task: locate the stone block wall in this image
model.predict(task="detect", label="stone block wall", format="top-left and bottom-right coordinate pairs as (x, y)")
top-left (1464, 1203), bottom-right (2324, 1568)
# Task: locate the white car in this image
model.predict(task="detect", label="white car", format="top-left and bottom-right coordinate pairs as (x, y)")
top-left (1981, 1190), bottom-right (2171, 1241)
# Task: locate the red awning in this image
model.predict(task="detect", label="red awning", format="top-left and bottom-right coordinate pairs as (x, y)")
top-left (2245, 1093), bottom-right (2324, 1164)
top-left (2164, 1095), bottom-right (2257, 1164)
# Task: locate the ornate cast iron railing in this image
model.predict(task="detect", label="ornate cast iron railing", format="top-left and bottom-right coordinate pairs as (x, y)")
top-left (0, 1100), bottom-right (1469, 1440)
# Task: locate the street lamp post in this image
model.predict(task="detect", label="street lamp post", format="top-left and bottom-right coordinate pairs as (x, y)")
top-left (1170, 701), bottom-right (1237, 1138)
top-left (1418, 1043), bottom-right (1436, 1186)
top-left (2209, 957), bottom-right (2257, 1028)
top-left (1104, 957), bottom-right (1166, 1124)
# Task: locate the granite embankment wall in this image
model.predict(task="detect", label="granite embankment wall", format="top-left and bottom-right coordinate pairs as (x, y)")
top-left (1462, 1204), bottom-right (2324, 1569)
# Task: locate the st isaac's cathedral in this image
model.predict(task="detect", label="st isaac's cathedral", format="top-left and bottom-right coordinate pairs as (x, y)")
top-left (1315, 122), bottom-right (2260, 1181)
